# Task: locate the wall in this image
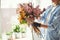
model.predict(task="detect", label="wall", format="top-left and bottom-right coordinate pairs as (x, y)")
top-left (0, 0), bottom-right (1, 38)
top-left (1, 8), bottom-right (17, 33)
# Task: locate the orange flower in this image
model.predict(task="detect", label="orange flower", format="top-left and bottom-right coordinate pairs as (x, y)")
top-left (17, 5), bottom-right (26, 23)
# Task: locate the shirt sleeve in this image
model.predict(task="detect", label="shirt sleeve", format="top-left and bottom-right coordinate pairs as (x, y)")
top-left (40, 12), bottom-right (46, 20)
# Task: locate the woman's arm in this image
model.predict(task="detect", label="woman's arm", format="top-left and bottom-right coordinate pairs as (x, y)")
top-left (40, 24), bottom-right (48, 28)
top-left (32, 22), bottom-right (48, 35)
top-left (32, 22), bottom-right (48, 28)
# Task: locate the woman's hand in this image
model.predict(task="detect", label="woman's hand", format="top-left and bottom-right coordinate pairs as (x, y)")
top-left (32, 22), bottom-right (48, 28)
top-left (32, 22), bottom-right (41, 27)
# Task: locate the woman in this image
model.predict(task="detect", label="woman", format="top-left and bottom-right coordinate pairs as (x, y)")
top-left (32, 0), bottom-right (60, 40)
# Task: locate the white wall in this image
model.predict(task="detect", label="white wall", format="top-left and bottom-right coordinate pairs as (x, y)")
top-left (1, 0), bottom-right (52, 9)
top-left (0, 0), bottom-right (1, 37)
top-left (40, 0), bottom-right (52, 10)
top-left (0, 8), bottom-right (1, 38)
top-left (1, 0), bottom-right (32, 8)
top-left (1, 8), bottom-right (17, 33)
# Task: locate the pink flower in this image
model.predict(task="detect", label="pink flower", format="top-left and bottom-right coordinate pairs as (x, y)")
top-left (17, 2), bottom-right (45, 20)
top-left (33, 5), bottom-right (42, 17)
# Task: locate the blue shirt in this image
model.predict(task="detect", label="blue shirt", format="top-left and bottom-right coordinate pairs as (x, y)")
top-left (41, 5), bottom-right (60, 40)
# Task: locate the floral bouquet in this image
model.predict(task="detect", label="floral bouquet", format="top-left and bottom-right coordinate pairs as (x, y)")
top-left (16, 2), bottom-right (43, 24)
top-left (16, 2), bottom-right (45, 36)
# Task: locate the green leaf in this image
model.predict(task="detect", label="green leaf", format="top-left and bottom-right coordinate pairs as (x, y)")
top-left (13, 25), bottom-right (20, 33)
top-left (20, 20), bottom-right (27, 24)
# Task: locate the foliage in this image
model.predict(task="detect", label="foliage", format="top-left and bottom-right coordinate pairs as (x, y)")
top-left (13, 25), bottom-right (20, 33)
top-left (6, 32), bottom-right (13, 35)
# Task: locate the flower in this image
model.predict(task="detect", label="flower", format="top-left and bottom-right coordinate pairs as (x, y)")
top-left (16, 2), bottom-right (44, 24)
